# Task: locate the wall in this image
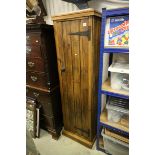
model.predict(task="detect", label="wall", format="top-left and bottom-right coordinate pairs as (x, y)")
top-left (42, 0), bottom-right (129, 25)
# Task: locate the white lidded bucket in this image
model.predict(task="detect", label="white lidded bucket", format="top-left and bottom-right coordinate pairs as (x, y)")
top-left (108, 63), bottom-right (129, 91)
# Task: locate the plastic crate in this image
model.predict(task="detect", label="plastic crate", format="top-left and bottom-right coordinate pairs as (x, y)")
top-left (108, 63), bottom-right (129, 91)
top-left (106, 97), bottom-right (129, 123)
top-left (102, 132), bottom-right (129, 155)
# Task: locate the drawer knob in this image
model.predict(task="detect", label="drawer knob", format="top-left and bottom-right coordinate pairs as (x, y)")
top-left (47, 82), bottom-right (50, 85)
top-left (26, 46), bottom-right (32, 54)
top-left (35, 40), bottom-right (39, 43)
top-left (26, 35), bottom-right (30, 40)
top-left (30, 76), bottom-right (37, 82)
top-left (28, 62), bottom-right (35, 68)
top-left (29, 105), bottom-right (32, 108)
top-left (33, 92), bottom-right (39, 97)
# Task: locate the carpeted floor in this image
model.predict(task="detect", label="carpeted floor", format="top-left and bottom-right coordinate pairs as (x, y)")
top-left (33, 129), bottom-right (105, 155)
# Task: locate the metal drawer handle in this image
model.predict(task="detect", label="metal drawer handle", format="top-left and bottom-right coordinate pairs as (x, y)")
top-left (33, 92), bottom-right (39, 97)
top-left (26, 35), bottom-right (30, 40)
top-left (47, 82), bottom-right (50, 85)
top-left (30, 76), bottom-right (37, 82)
top-left (28, 62), bottom-right (35, 67)
top-left (26, 46), bottom-right (32, 54)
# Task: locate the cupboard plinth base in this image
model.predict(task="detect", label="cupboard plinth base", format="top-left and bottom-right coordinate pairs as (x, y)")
top-left (62, 130), bottom-right (96, 148)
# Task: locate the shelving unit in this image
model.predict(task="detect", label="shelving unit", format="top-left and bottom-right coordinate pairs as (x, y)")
top-left (102, 79), bottom-right (129, 99)
top-left (100, 110), bottom-right (129, 134)
top-left (96, 8), bottom-right (129, 154)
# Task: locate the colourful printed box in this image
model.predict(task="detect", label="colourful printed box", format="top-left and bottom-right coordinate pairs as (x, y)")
top-left (104, 15), bottom-right (129, 48)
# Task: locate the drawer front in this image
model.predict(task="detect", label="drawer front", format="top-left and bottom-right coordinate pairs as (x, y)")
top-left (26, 88), bottom-right (53, 117)
top-left (26, 45), bottom-right (42, 58)
top-left (26, 33), bottom-right (41, 45)
top-left (40, 115), bottom-right (55, 129)
top-left (26, 71), bottom-right (50, 89)
top-left (26, 58), bottom-right (45, 72)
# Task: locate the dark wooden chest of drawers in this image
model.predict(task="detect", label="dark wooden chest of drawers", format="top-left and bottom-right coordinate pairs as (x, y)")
top-left (26, 24), bottom-right (63, 139)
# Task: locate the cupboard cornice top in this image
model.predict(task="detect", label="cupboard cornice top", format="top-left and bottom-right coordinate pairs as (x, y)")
top-left (52, 8), bottom-right (101, 21)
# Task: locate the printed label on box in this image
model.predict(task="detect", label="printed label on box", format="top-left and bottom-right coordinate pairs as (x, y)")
top-left (104, 16), bottom-right (129, 47)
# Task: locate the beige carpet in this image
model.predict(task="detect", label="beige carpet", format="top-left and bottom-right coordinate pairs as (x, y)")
top-left (33, 129), bottom-right (105, 155)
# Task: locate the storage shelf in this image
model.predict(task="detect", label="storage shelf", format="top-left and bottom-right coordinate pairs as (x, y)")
top-left (103, 47), bottom-right (129, 53)
top-left (100, 110), bottom-right (129, 135)
top-left (97, 8), bottom-right (129, 152)
top-left (105, 128), bottom-right (129, 144)
top-left (101, 79), bottom-right (129, 99)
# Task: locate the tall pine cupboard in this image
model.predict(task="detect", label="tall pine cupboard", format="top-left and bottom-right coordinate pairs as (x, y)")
top-left (52, 9), bottom-right (101, 148)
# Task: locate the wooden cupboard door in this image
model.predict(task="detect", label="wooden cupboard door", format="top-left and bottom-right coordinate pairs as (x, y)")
top-left (70, 18), bottom-right (90, 139)
top-left (61, 20), bottom-right (75, 134)
top-left (55, 18), bottom-right (91, 139)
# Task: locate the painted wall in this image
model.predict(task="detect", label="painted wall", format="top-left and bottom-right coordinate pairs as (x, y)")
top-left (42, 0), bottom-right (129, 25)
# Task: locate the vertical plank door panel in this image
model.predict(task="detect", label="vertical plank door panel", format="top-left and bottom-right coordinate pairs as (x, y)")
top-left (70, 19), bottom-right (82, 136)
top-left (52, 9), bottom-right (101, 148)
top-left (79, 18), bottom-right (90, 139)
top-left (62, 21), bottom-right (75, 133)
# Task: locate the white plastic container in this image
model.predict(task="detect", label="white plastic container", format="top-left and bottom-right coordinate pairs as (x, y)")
top-left (102, 133), bottom-right (129, 155)
top-left (108, 63), bottom-right (129, 91)
top-left (106, 100), bottom-right (129, 123)
top-left (112, 53), bottom-right (129, 64)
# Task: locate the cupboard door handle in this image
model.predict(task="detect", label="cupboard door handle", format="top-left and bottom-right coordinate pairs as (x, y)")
top-left (58, 58), bottom-right (65, 72)
top-left (33, 92), bottom-right (39, 97)
top-left (61, 64), bottom-right (65, 72)
top-left (28, 62), bottom-right (35, 67)
top-left (68, 26), bottom-right (91, 40)
top-left (31, 76), bottom-right (37, 82)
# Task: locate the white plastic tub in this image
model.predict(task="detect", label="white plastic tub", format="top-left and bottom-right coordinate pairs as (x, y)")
top-left (106, 103), bottom-right (129, 123)
top-left (106, 98), bottom-right (129, 123)
top-left (102, 133), bottom-right (129, 155)
top-left (108, 63), bottom-right (129, 91)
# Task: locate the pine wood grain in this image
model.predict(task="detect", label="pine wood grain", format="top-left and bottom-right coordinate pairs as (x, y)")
top-left (63, 129), bottom-right (96, 148)
top-left (53, 10), bottom-right (101, 148)
top-left (52, 9), bottom-right (101, 21)
top-left (71, 19), bottom-right (82, 136)
top-left (90, 16), bottom-right (101, 140)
